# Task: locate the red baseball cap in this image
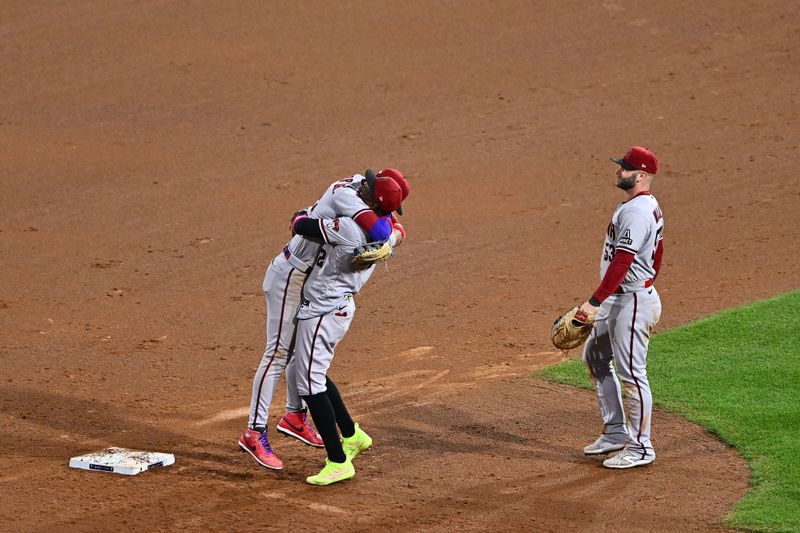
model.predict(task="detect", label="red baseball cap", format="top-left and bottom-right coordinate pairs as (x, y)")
top-left (365, 168), bottom-right (403, 215)
top-left (376, 168), bottom-right (409, 214)
top-left (611, 146), bottom-right (659, 174)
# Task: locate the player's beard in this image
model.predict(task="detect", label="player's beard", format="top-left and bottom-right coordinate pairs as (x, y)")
top-left (615, 173), bottom-right (637, 190)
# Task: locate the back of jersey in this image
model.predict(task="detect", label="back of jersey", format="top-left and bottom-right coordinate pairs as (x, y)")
top-left (287, 175), bottom-right (368, 265)
top-left (297, 217), bottom-right (375, 318)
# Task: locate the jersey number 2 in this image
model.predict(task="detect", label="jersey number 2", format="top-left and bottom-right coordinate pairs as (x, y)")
top-left (316, 249), bottom-right (327, 267)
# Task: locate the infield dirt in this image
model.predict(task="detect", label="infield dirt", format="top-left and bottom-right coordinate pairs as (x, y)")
top-left (2, 2), bottom-right (798, 531)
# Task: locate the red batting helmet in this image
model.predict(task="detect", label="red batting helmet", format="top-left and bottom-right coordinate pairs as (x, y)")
top-left (365, 169), bottom-right (403, 215)
top-left (376, 168), bottom-right (409, 214)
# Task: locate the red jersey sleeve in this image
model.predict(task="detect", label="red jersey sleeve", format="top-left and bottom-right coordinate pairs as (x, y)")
top-left (353, 210), bottom-right (392, 241)
top-left (591, 250), bottom-right (635, 304)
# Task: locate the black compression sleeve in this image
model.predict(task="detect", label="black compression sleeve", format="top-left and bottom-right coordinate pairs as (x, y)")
top-left (293, 217), bottom-right (324, 240)
top-left (301, 392), bottom-right (346, 463)
top-left (325, 377), bottom-right (355, 438)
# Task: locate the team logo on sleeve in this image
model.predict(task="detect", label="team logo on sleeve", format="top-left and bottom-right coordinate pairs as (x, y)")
top-left (619, 229), bottom-right (633, 246)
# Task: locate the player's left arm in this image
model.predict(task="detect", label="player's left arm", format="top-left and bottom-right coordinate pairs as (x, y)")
top-left (652, 213), bottom-right (664, 279)
top-left (355, 210), bottom-right (393, 241)
top-left (332, 184), bottom-right (393, 241)
top-left (652, 240), bottom-right (664, 279)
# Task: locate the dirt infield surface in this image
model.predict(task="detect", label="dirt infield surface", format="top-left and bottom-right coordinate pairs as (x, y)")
top-left (2, 1), bottom-right (798, 531)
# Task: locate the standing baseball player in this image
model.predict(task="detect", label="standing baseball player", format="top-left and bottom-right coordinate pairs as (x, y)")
top-left (289, 174), bottom-right (407, 485)
top-left (238, 168), bottom-right (409, 470)
top-left (579, 146), bottom-right (664, 469)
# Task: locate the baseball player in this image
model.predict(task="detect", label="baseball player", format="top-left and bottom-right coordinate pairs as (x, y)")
top-left (239, 169), bottom-right (409, 470)
top-left (579, 146), bottom-right (664, 469)
top-left (289, 177), bottom-right (407, 486)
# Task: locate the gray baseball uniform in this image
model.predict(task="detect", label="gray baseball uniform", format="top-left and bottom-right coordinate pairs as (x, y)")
top-left (247, 175), bottom-right (382, 429)
top-left (292, 217), bottom-right (376, 396)
top-left (583, 192), bottom-right (664, 459)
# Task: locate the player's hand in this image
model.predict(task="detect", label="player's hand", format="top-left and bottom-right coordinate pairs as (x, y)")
top-left (392, 222), bottom-right (406, 246)
top-left (580, 301), bottom-right (600, 316)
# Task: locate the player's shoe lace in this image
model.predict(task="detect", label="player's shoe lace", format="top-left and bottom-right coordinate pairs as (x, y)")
top-left (238, 428), bottom-right (283, 470)
top-left (258, 432), bottom-right (273, 453)
top-left (300, 413), bottom-right (316, 435)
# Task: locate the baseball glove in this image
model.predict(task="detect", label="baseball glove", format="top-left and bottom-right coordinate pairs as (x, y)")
top-left (551, 306), bottom-right (596, 350)
top-left (352, 241), bottom-right (393, 269)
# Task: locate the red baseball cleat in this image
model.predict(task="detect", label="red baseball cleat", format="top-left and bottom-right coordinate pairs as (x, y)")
top-left (238, 428), bottom-right (283, 470)
top-left (277, 411), bottom-right (324, 447)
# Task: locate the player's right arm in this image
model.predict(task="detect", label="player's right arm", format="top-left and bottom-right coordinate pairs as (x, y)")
top-left (292, 215), bottom-right (322, 241)
top-left (292, 215), bottom-right (361, 247)
top-left (588, 251), bottom-right (635, 307)
top-left (582, 210), bottom-right (647, 311)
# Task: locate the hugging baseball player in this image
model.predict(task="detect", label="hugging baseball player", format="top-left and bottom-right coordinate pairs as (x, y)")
top-left (554, 146), bottom-right (664, 469)
top-left (289, 174), bottom-right (407, 485)
top-left (239, 168), bottom-right (409, 470)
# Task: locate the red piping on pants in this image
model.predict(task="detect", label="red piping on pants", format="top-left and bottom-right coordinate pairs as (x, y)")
top-left (629, 292), bottom-right (646, 458)
top-left (306, 316), bottom-right (325, 395)
top-left (252, 269), bottom-right (294, 427)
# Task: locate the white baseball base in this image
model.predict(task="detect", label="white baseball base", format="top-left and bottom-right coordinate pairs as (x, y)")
top-left (69, 447), bottom-right (175, 476)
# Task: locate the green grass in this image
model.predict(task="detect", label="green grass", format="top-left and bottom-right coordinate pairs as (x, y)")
top-left (540, 290), bottom-right (800, 533)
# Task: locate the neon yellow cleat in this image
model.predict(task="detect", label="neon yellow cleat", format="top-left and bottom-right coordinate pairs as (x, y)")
top-left (306, 458), bottom-right (355, 486)
top-left (342, 423), bottom-right (372, 461)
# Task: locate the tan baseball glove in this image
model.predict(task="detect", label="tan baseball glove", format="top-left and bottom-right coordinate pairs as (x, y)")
top-left (551, 306), bottom-right (596, 350)
top-left (352, 241), bottom-right (393, 270)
